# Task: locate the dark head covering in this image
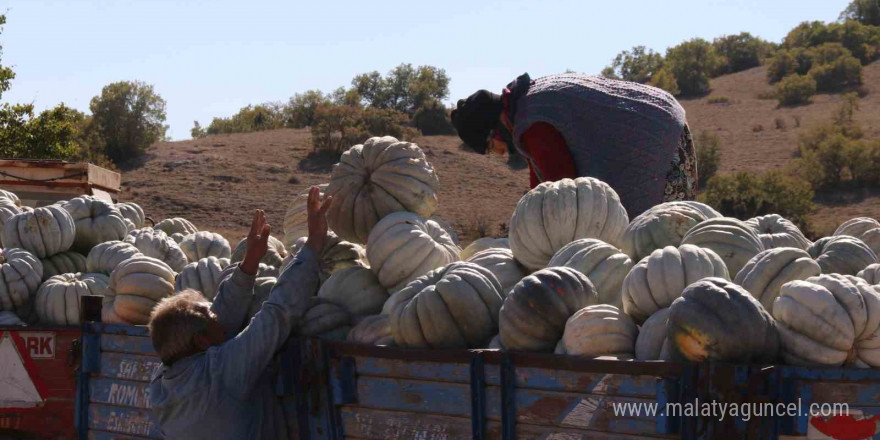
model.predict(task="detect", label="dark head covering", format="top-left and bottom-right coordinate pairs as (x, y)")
top-left (450, 89), bottom-right (503, 154)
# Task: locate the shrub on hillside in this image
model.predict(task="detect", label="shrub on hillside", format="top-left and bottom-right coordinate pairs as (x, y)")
top-left (89, 81), bottom-right (167, 164)
top-left (647, 67), bottom-right (680, 95)
top-left (775, 74), bottom-right (817, 106)
top-left (783, 20), bottom-right (880, 65)
top-left (700, 171), bottom-right (814, 232)
top-left (809, 55), bottom-right (863, 92)
top-left (696, 130), bottom-right (721, 188)
top-left (412, 99), bottom-right (455, 135)
top-left (665, 38), bottom-right (724, 96)
top-left (601, 46), bottom-right (665, 83)
top-left (847, 139), bottom-right (880, 185)
top-left (712, 32), bottom-right (776, 74)
top-left (200, 104), bottom-right (285, 137)
top-left (310, 104), bottom-right (417, 152)
top-left (285, 90), bottom-right (331, 128)
top-left (840, 0), bottom-right (880, 26)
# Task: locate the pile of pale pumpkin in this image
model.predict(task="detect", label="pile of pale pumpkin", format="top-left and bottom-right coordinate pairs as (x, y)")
top-left (1, 136), bottom-right (879, 369)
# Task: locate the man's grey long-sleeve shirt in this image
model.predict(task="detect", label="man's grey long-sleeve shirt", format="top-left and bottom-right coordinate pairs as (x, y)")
top-left (149, 247), bottom-right (319, 440)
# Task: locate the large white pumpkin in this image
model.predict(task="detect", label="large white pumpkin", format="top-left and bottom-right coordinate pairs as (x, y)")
top-left (808, 235), bottom-right (878, 276)
top-left (548, 238), bottom-right (633, 308)
top-left (317, 266), bottom-right (388, 319)
top-left (0, 248), bottom-right (43, 318)
top-left (387, 261), bottom-right (504, 349)
top-left (109, 255), bottom-right (175, 324)
top-left (558, 305), bottom-right (638, 358)
top-left (86, 241), bottom-right (142, 275)
top-left (117, 202), bottom-right (145, 229)
top-left (509, 178), bottom-right (629, 271)
top-left (621, 202), bottom-right (710, 262)
top-left (124, 228), bottom-right (188, 273)
top-left (734, 248), bottom-right (822, 310)
top-left (635, 308), bottom-right (672, 361)
top-left (282, 184), bottom-right (327, 249)
top-left (179, 231), bottom-right (231, 262)
top-left (859, 263), bottom-right (880, 285)
top-left (465, 248), bottom-right (527, 297)
top-left (680, 217), bottom-right (765, 276)
top-left (347, 314), bottom-right (393, 346)
top-left (460, 237), bottom-right (510, 261)
top-left (622, 244), bottom-right (729, 323)
top-left (245, 277), bottom-right (277, 321)
top-left (326, 136), bottom-right (440, 244)
top-left (0, 311), bottom-right (25, 326)
top-left (154, 217), bottom-right (198, 243)
top-left (366, 212), bottom-right (461, 292)
top-left (174, 257), bottom-right (231, 300)
top-left (745, 214), bottom-right (811, 250)
top-left (230, 235), bottom-right (287, 269)
top-left (773, 274), bottom-right (880, 367)
top-left (287, 232), bottom-right (366, 282)
top-left (41, 252), bottom-right (88, 281)
top-left (35, 273), bottom-right (110, 325)
top-left (61, 196), bottom-right (129, 253)
top-left (835, 217), bottom-right (880, 257)
top-left (0, 189), bottom-right (21, 207)
top-left (2, 206), bottom-right (76, 258)
top-left (0, 199), bottom-right (22, 247)
top-left (300, 298), bottom-right (351, 340)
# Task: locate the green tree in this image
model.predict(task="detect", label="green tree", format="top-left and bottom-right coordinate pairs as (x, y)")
top-left (713, 32), bottom-right (776, 74)
top-left (696, 131), bottom-right (722, 188)
top-left (89, 81), bottom-right (168, 163)
top-left (0, 16), bottom-right (14, 100)
top-left (783, 20), bottom-right (880, 65)
top-left (647, 67), bottom-right (680, 95)
top-left (601, 46), bottom-right (664, 84)
top-left (0, 103), bottom-right (85, 160)
top-left (202, 104), bottom-right (284, 136)
top-left (775, 74), bottom-right (817, 106)
top-left (665, 38), bottom-right (724, 96)
top-left (285, 90), bottom-right (331, 128)
top-left (352, 63), bottom-right (450, 114)
top-left (840, 0), bottom-right (880, 26)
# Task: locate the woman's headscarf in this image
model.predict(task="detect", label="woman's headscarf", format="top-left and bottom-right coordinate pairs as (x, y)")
top-left (450, 89), bottom-right (503, 154)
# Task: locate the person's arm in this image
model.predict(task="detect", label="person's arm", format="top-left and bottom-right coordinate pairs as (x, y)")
top-left (210, 187), bottom-right (331, 399)
top-left (210, 210), bottom-right (269, 339)
top-left (520, 122), bottom-right (577, 186)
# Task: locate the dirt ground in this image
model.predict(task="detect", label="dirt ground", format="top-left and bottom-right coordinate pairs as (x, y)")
top-left (120, 62), bottom-right (880, 244)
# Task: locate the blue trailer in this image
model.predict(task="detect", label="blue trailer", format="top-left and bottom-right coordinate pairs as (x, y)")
top-left (75, 322), bottom-right (880, 440)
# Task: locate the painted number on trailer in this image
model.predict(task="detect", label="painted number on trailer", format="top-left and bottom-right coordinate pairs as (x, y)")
top-left (19, 332), bottom-right (55, 359)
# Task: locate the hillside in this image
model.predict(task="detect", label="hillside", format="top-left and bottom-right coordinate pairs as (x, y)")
top-left (120, 62), bottom-right (880, 244)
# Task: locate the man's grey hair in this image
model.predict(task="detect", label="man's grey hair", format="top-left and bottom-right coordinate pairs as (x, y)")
top-left (148, 290), bottom-right (213, 365)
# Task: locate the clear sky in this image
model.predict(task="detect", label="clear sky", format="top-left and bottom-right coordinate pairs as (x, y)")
top-left (1, 0), bottom-right (849, 140)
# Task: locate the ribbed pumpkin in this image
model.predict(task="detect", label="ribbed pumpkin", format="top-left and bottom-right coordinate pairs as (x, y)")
top-left (668, 278), bottom-right (779, 363)
top-left (154, 217), bottom-right (199, 243)
top-left (174, 257), bottom-right (231, 300)
top-left (461, 237), bottom-right (510, 261)
top-left (230, 235), bottom-right (287, 269)
top-left (680, 217), bottom-right (765, 276)
top-left (558, 305), bottom-right (638, 358)
top-left (0, 248), bottom-right (43, 318)
top-left (465, 248), bottom-right (526, 297)
top-left (621, 202), bottom-right (710, 262)
top-left (124, 228), bottom-right (188, 273)
top-left (859, 263), bottom-right (880, 285)
top-left (347, 314), bottom-right (394, 346)
top-left (745, 214), bottom-right (811, 250)
top-left (2, 205), bottom-right (76, 258)
top-left (734, 248), bottom-right (822, 310)
top-left (366, 212), bottom-right (461, 292)
top-left (117, 202), bottom-right (145, 229)
top-left (109, 255), bottom-right (175, 325)
top-left (0, 311), bottom-right (24, 326)
top-left (808, 235), bottom-right (878, 276)
top-left (86, 241), bottom-right (141, 275)
top-left (635, 308), bottom-right (672, 361)
top-left (667, 201), bottom-right (722, 219)
top-left (326, 136), bottom-right (440, 244)
top-left (35, 273), bottom-right (110, 325)
top-left (0, 199), bottom-right (22, 247)
top-left (548, 238), bottom-right (632, 308)
top-left (245, 277), bottom-right (277, 321)
top-left (0, 189), bottom-right (21, 207)
top-left (317, 266), bottom-right (388, 318)
top-left (622, 245), bottom-right (729, 323)
top-left (499, 267), bottom-right (599, 352)
top-left (287, 232), bottom-right (366, 282)
top-left (509, 178), bottom-right (629, 271)
top-left (61, 196), bottom-right (129, 253)
top-left (301, 298), bottom-right (351, 340)
top-left (387, 261), bottom-right (503, 349)
top-left (179, 231), bottom-right (231, 262)
top-left (835, 217), bottom-right (880, 257)
top-left (41, 252), bottom-right (87, 281)
top-left (282, 184), bottom-right (327, 249)
top-left (773, 274), bottom-right (880, 367)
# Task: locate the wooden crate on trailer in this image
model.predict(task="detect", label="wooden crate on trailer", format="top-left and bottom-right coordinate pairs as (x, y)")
top-left (0, 159), bottom-right (121, 206)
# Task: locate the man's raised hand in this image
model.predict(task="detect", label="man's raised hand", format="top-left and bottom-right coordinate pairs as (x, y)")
top-left (306, 186), bottom-right (332, 254)
top-left (240, 209), bottom-right (270, 276)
